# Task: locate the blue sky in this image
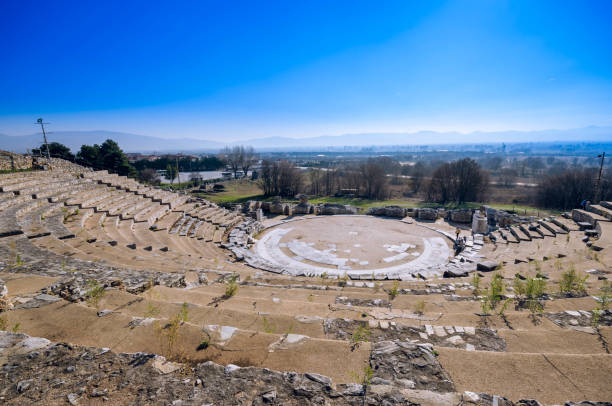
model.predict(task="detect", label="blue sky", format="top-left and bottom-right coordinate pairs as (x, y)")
top-left (1, 0), bottom-right (611, 140)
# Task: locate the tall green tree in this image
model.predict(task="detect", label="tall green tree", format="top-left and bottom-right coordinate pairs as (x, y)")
top-left (76, 144), bottom-right (101, 168)
top-left (32, 142), bottom-right (74, 161)
top-left (75, 139), bottom-right (136, 177)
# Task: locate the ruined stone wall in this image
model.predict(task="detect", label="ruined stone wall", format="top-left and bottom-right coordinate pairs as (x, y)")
top-left (448, 209), bottom-right (472, 223)
top-left (0, 151), bottom-right (33, 171)
top-left (0, 153), bottom-right (87, 173)
top-left (367, 206), bottom-right (408, 218)
top-left (416, 208), bottom-right (438, 220)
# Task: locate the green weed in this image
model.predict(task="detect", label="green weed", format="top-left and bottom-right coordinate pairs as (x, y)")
top-left (85, 280), bottom-right (106, 310)
top-left (559, 265), bottom-right (587, 296)
top-left (351, 323), bottom-right (371, 343)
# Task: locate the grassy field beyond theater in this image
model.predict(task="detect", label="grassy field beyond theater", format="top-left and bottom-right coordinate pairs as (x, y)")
top-left (191, 180), bottom-right (554, 216)
top-left (192, 180), bottom-right (265, 204)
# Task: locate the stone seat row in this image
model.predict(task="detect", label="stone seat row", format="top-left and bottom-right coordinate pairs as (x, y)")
top-left (2, 183), bottom-right (237, 270)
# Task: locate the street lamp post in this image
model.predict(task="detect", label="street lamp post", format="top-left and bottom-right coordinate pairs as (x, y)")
top-left (36, 118), bottom-right (51, 160)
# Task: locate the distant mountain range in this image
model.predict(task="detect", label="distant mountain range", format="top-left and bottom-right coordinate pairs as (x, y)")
top-left (0, 131), bottom-right (224, 154)
top-left (1, 126), bottom-right (611, 153)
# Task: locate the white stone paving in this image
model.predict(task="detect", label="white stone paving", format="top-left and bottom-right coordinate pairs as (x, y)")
top-left (253, 226), bottom-right (451, 279)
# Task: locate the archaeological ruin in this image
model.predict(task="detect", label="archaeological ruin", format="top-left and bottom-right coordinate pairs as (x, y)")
top-left (0, 155), bottom-right (611, 405)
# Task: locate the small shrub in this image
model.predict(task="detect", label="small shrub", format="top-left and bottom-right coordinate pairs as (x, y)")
top-left (388, 281), bottom-right (400, 300)
top-left (144, 302), bottom-right (160, 318)
top-left (513, 275), bottom-right (526, 298)
top-left (351, 323), bottom-right (371, 343)
top-left (488, 273), bottom-right (505, 309)
top-left (262, 316), bottom-right (275, 334)
top-left (514, 275), bottom-right (547, 315)
top-left (471, 273), bottom-right (481, 296)
top-left (480, 294), bottom-right (491, 315)
top-left (414, 300), bottom-right (426, 315)
top-left (592, 281), bottom-right (611, 327)
top-left (12, 251), bottom-right (25, 268)
top-left (224, 274), bottom-right (239, 298)
top-left (178, 302), bottom-right (189, 322)
top-left (349, 364), bottom-right (374, 388)
top-left (496, 298), bottom-right (512, 316)
top-left (86, 280), bottom-right (106, 309)
top-left (158, 302), bottom-right (189, 357)
top-left (0, 316), bottom-right (21, 333)
top-left (559, 265), bottom-right (587, 295)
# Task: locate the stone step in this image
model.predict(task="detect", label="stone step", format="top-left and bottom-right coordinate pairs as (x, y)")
top-left (437, 347), bottom-right (612, 404)
top-left (508, 226), bottom-right (527, 242)
top-left (151, 211), bottom-right (183, 231)
top-left (587, 204), bottom-right (612, 220)
top-left (539, 219), bottom-right (565, 235)
top-left (7, 298), bottom-right (370, 385)
top-left (572, 208), bottom-right (609, 226)
top-left (550, 216), bottom-right (579, 232)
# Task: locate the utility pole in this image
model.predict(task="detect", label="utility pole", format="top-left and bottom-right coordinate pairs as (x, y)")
top-left (176, 155), bottom-right (180, 185)
top-left (594, 152), bottom-right (606, 203)
top-left (36, 118), bottom-right (51, 160)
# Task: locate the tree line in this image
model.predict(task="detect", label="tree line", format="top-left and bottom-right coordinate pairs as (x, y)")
top-left (259, 157), bottom-right (489, 203)
top-left (536, 168), bottom-right (611, 210)
top-left (31, 139), bottom-right (226, 185)
top-left (132, 155), bottom-right (223, 172)
top-left (218, 146), bottom-right (258, 179)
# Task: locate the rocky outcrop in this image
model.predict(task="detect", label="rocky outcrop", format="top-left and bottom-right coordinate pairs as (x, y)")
top-left (370, 340), bottom-right (455, 392)
top-left (0, 331), bottom-right (430, 405)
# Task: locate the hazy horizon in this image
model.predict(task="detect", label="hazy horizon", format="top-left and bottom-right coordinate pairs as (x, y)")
top-left (2, 126), bottom-right (611, 154)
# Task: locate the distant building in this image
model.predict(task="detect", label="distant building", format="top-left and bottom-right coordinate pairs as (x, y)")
top-left (126, 153), bottom-right (161, 163)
